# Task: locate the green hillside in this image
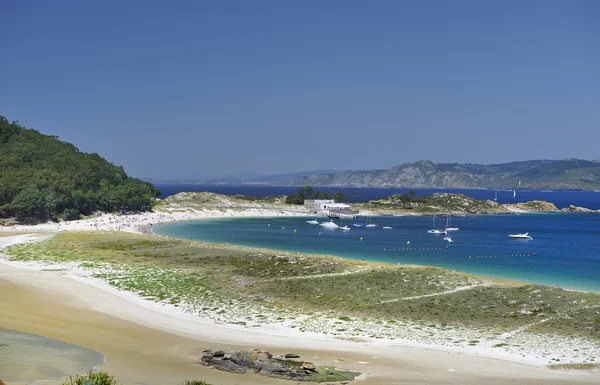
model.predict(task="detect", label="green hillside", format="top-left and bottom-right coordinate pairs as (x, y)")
top-left (0, 116), bottom-right (160, 222)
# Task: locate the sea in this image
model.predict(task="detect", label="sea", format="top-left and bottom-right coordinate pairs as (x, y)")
top-left (154, 184), bottom-right (600, 292)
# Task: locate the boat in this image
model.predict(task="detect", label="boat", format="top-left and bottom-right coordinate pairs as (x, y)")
top-left (494, 190), bottom-right (498, 202)
top-left (443, 236), bottom-right (453, 243)
top-left (365, 217), bottom-right (379, 228)
top-left (340, 225), bottom-right (351, 231)
top-left (444, 215), bottom-right (459, 231)
top-left (319, 221), bottom-right (339, 229)
top-left (306, 219), bottom-right (319, 225)
top-left (382, 226), bottom-right (393, 230)
top-left (513, 189), bottom-right (516, 198)
top-left (427, 216), bottom-right (447, 234)
top-left (509, 232), bottom-right (532, 240)
top-left (353, 222), bottom-right (364, 227)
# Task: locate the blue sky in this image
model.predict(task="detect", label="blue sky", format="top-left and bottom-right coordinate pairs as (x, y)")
top-left (1, 1), bottom-right (599, 180)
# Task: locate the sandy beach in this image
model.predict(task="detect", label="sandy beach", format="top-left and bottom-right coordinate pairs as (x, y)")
top-left (1, 211), bottom-right (599, 385)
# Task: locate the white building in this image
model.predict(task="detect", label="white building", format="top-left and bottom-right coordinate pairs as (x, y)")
top-left (304, 199), bottom-right (358, 218)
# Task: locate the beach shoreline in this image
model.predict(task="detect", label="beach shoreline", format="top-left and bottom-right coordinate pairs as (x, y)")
top-left (1, 208), bottom-right (599, 384)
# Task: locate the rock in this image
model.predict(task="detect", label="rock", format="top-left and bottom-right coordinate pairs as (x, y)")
top-left (326, 371), bottom-right (334, 375)
top-left (212, 359), bottom-right (247, 374)
top-left (285, 353), bottom-right (300, 358)
top-left (230, 351), bottom-right (243, 365)
top-left (213, 350), bottom-right (225, 357)
top-left (301, 362), bottom-right (317, 371)
top-left (561, 205), bottom-right (595, 213)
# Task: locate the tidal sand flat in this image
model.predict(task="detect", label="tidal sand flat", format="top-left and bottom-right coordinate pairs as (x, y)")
top-left (0, 328), bottom-right (104, 383)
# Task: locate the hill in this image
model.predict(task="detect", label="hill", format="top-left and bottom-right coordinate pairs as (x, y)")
top-left (279, 159), bottom-right (600, 190)
top-left (0, 116), bottom-right (160, 222)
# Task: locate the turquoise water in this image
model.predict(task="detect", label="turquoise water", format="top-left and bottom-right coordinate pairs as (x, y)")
top-left (155, 214), bottom-right (600, 292)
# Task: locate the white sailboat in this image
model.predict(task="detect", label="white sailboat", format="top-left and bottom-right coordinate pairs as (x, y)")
top-left (428, 216), bottom-right (447, 234)
top-left (494, 190), bottom-right (498, 201)
top-left (513, 189), bottom-right (516, 198)
top-left (444, 215), bottom-right (459, 231)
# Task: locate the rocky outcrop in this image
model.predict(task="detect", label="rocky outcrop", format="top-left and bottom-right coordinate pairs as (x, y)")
top-left (561, 205), bottom-right (599, 213)
top-left (200, 349), bottom-right (319, 381)
top-left (504, 200), bottom-right (559, 213)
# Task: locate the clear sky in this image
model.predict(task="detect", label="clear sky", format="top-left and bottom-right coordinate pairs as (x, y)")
top-left (1, 1), bottom-right (599, 180)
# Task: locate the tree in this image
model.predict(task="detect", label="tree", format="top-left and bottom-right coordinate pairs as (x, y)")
top-left (334, 192), bottom-right (347, 203)
top-left (409, 190), bottom-right (416, 197)
top-left (398, 194), bottom-right (410, 209)
top-left (352, 194), bottom-right (358, 203)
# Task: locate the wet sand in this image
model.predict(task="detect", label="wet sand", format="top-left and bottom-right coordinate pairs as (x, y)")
top-left (1, 259), bottom-right (599, 385)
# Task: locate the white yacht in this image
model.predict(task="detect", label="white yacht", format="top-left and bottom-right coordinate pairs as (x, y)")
top-left (509, 232), bottom-right (532, 240)
top-left (443, 236), bottom-right (453, 243)
top-left (428, 216), bottom-right (447, 234)
top-left (382, 226), bottom-right (393, 230)
top-left (444, 215), bottom-right (459, 231)
top-left (319, 221), bottom-right (339, 229)
top-left (306, 219), bottom-right (319, 225)
top-left (340, 225), bottom-right (351, 231)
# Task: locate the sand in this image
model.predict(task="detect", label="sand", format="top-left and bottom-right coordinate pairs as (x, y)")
top-left (1, 235), bottom-right (599, 385)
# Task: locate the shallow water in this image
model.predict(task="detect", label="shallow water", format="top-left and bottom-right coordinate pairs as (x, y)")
top-left (155, 214), bottom-right (600, 292)
top-left (0, 328), bottom-right (105, 382)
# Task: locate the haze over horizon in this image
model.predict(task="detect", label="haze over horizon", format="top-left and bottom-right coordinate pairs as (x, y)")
top-left (2, 1), bottom-right (599, 180)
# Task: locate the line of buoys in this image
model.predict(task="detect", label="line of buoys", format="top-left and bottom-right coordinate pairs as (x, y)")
top-left (383, 247), bottom-right (444, 251)
top-left (469, 253), bottom-right (537, 259)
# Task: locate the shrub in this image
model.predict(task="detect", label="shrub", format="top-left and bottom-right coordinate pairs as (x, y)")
top-left (62, 371), bottom-right (118, 385)
top-left (183, 382), bottom-right (213, 385)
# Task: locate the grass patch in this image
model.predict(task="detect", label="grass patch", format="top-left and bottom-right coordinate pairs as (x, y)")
top-left (548, 363), bottom-right (600, 371)
top-left (309, 366), bottom-right (361, 383)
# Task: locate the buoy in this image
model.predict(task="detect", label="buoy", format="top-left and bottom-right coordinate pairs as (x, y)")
top-left (360, 237), bottom-right (363, 241)
top-left (319, 232), bottom-right (321, 235)
top-left (407, 241), bottom-right (411, 245)
top-left (268, 223), bottom-right (270, 226)
top-left (294, 229), bottom-right (297, 233)
top-left (384, 248), bottom-right (386, 251)
top-left (282, 226), bottom-right (285, 230)
top-left (532, 252), bottom-right (537, 256)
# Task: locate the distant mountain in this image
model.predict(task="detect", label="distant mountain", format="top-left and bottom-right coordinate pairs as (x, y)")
top-left (277, 159), bottom-right (600, 191)
top-left (247, 169), bottom-right (345, 183)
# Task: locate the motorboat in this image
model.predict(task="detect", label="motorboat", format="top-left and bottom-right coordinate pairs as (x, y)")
top-left (443, 236), bottom-right (453, 243)
top-left (306, 219), bottom-right (319, 225)
top-left (382, 226), bottom-right (393, 230)
top-left (353, 222), bottom-right (364, 227)
top-left (319, 221), bottom-right (339, 229)
top-left (340, 225), bottom-right (351, 231)
top-left (509, 232), bottom-right (532, 240)
top-left (444, 215), bottom-right (459, 231)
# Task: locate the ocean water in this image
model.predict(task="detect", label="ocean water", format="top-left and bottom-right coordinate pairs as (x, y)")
top-left (155, 214), bottom-right (600, 293)
top-left (155, 183), bottom-right (600, 209)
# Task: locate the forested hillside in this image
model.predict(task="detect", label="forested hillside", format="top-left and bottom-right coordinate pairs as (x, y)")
top-left (0, 116), bottom-right (160, 222)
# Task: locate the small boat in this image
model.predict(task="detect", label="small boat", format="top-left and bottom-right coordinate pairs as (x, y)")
top-left (306, 219), bottom-right (319, 225)
top-left (494, 190), bottom-right (498, 202)
top-left (428, 229), bottom-right (447, 234)
top-left (382, 226), bottom-right (393, 230)
top-left (319, 221), bottom-right (339, 229)
top-left (353, 222), bottom-right (364, 227)
top-left (513, 189), bottom-right (516, 198)
top-left (509, 232), bottom-right (532, 240)
top-left (428, 216), bottom-right (446, 234)
top-left (444, 215), bottom-right (459, 231)
top-left (365, 217), bottom-right (379, 228)
top-left (340, 225), bottom-right (351, 231)
top-left (443, 236), bottom-right (453, 243)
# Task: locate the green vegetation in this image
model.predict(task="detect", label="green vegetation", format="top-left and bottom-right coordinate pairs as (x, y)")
top-left (309, 367), bottom-right (361, 382)
top-left (284, 185), bottom-right (346, 204)
top-left (0, 116), bottom-right (160, 222)
top-left (62, 371), bottom-right (118, 385)
top-left (548, 363), bottom-right (600, 371)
